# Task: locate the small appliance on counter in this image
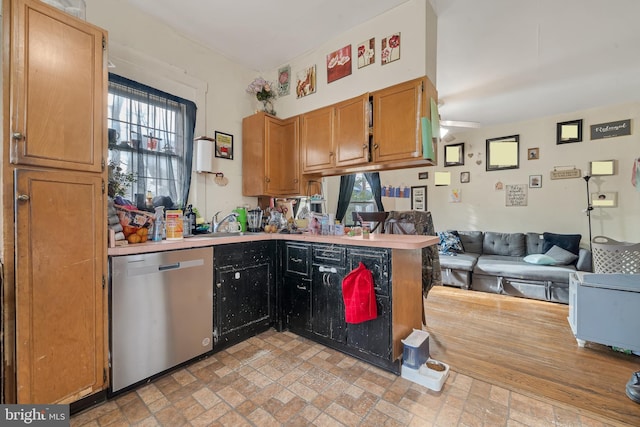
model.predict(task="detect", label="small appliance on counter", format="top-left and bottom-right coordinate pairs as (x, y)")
top-left (233, 207), bottom-right (247, 232)
top-left (247, 208), bottom-right (263, 232)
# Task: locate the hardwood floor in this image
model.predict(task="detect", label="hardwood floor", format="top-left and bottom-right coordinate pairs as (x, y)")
top-left (424, 286), bottom-right (640, 427)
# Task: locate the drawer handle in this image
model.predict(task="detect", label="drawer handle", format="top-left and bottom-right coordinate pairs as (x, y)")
top-left (318, 266), bottom-right (337, 274)
top-left (296, 284), bottom-right (307, 290)
top-left (291, 258), bottom-right (303, 263)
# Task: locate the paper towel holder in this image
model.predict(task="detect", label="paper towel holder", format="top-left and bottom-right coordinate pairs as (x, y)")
top-left (195, 136), bottom-right (218, 174)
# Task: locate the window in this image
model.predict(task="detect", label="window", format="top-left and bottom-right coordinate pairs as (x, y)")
top-left (345, 173), bottom-right (377, 225)
top-left (107, 74), bottom-right (196, 209)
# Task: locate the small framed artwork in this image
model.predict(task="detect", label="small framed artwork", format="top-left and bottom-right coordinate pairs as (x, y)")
top-left (357, 38), bottom-right (375, 68)
top-left (214, 131), bottom-right (233, 160)
top-left (557, 119), bottom-right (583, 144)
top-left (460, 171), bottom-right (470, 183)
top-left (527, 147), bottom-right (539, 160)
top-left (444, 143), bottom-right (464, 167)
top-left (591, 192), bottom-right (618, 208)
top-left (296, 65), bottom-right (316, 98)
top-left (381, 33), bottom-right (401, 65)
top-left (529, 175), bottom-right (542, 188)
top-left (410, 185), bottom-right (427, 211)
top-left (326, 45), bottom-right (352, 83)
top-left (277, 65), bottom-right (290, 96)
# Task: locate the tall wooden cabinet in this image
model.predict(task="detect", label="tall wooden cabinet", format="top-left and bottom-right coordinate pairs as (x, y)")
top-left (242, 112), bottom-right (302, 197)
top-left (2, 0), bottom-right (108, 404)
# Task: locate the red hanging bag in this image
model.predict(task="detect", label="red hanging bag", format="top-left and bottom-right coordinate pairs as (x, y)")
top-left (342, 262), bottom-right (377, 324)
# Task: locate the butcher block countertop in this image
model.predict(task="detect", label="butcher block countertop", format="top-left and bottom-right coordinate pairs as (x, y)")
top-left (107, 232), bottom-right (438, 256)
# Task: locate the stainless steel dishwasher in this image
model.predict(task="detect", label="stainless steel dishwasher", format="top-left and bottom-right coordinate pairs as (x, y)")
top-left (110, 247), bottom-right (213, 393)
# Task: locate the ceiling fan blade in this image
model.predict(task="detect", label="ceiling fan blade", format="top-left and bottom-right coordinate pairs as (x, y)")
top-left (440, 120), bottom-right (481, 128)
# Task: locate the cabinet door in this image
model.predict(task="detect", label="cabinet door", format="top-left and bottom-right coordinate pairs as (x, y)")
top-left (301, 106), bottom-right (334, 173)
top-left (347, 248), bottom-right (390, 296)
top-left (265, 116), bottom-right (300, 195)
top-left (346, 296), bottom-right (392, 359)
top-left (283, 277), bottom-right (312, 333)
top-left (372, 78), bottom-right (425, 163)
top-left (311, 265), bottom-right (346, 343)
top-left (334, 94), bottom-right (370, 167)
top-left (10, 0), bottom-right (106, 172)
top-left (215, 262), bottom-right (271, 342)
top-left (15, 169), bottom-right (106, 403)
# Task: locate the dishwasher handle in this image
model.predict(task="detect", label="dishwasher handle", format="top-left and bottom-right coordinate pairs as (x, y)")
top-left (159, 262), bottom-right (181, 271)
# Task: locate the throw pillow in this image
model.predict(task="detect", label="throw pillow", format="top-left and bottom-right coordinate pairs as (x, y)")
top-left (523, 254), bottom-right (556, 265)
top-left (545, 245), bottom-right (579, 265)
top-left (542, 232), bottom-right (581, 255)
top-left (437, 231), bottom-right (464, 254)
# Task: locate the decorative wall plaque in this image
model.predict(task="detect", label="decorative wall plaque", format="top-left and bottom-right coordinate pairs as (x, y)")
top-left (590, 119), bottom-right (631, 140)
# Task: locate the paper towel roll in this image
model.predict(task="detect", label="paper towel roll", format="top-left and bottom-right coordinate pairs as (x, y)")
top-left (196, 138), bottom-right (214, 173)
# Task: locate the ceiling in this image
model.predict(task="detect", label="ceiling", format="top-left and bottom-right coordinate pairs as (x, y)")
top-left (126, 0), bottom-right (640, 130)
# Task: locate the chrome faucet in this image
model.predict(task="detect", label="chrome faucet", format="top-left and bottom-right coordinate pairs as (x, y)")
top-left (212, 211), bottom-right (239, 232)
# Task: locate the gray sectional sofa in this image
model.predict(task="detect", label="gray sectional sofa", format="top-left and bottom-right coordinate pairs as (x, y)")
top-left (439, 231), bottom-right (592, 304)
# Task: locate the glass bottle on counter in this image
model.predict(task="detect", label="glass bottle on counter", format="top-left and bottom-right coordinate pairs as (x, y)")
top-left (151, 206), bottom-right (165, 241)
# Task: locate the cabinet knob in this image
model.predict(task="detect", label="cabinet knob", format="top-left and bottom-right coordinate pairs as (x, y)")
top-left (17, 194), bottom-right (30, 201)
top-left (373, 144), bottom-right (379, 149)
top-left (265, 177), bottom-right (271, 183)
top-left (12, 132), bottom-right (24, 140)
top-left (329, 151), bottom-right (334, 157)
top-left (216, 282), bottom-right (221, 288)
top-left (362, 144), bottom-right (368, 150)
top-left (294, 178), bottom-right (299, 183)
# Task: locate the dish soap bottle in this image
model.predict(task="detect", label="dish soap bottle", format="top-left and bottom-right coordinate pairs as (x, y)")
top-left (151, 206), bottom-right (165, 241)
top-left (184, 204), bottom-right (196, 236)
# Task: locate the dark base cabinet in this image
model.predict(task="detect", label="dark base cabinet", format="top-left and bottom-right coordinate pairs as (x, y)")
top-left (346, 295), bottom-right (391, 359)
top-left (281, 242), bottom-right (400, 374)
top-left (214, 241), bottom-right (275, 350)
top-left (283, 276), bottom-right (311, 333)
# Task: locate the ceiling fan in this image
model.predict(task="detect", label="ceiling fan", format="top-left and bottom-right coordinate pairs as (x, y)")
top-left (439, 120), bottom-right (481, 142)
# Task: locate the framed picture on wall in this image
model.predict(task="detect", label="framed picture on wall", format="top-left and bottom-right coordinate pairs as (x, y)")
top-left (214, 131), bottom-right (233, 160)
top-left (529, 175), bottom-right (542, 188)
top-left (411, 186), bottom-right (427, 211)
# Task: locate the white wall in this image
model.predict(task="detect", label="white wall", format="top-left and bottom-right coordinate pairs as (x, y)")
top-left (267, 0), bottom-right (436, 118)
top-left (85, 0), bottom-right (258, 220)
top-left (326, 102), bottom-right (640, 244)
top-left (84, 0), bottom-right (435, 220)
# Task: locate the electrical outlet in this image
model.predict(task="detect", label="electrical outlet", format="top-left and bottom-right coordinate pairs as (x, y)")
top-left (418, 172), bottom-right (428, 180)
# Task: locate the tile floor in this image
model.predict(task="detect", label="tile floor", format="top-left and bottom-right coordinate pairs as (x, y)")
top-left (71, 329), bottom-right (620, 427)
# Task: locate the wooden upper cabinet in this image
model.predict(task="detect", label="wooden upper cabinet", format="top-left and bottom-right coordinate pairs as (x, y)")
top-left (10, 0), bottom-right (106, 172)
top-left (301, 106), bottom-right (334, 173)
top-left (265, 116), bottom-right (300, 195)
top-left (15, 169), bottom-right (106, 403)
top-left (242, 113), bottom-right (301, 197)
top-left (372, 77), bottom-right (428, 164)
top-left (334, 94), bottom-right (370, 167)
top-left (301, 94), bottom-right (369, 173)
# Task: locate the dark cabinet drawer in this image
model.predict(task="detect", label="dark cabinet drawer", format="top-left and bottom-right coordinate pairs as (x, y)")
top-left (312, 244), bottom-right (346, 266)
top-left (214, 241), bottom-right (273, 267)
top-left (347, 248), bottom-right (390, 296)
top-left (284, 242), bottom-right (311, 277)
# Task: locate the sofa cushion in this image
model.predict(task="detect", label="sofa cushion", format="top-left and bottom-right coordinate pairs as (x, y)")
top-left (474, 255), bottom-right (576, 283)
top-left (457, 231), bottom-right (483, 254)
top-left (483, 232), bottom-right (526, 257)
top-left (439, 252), bottom-right (480, 272)
top-left (438, 231), bottom-right (464, 254)
top-left (526, 232), bottom-right (545, 255)
top-left (523, 254), bottom-right (556, 265)
top-left (545, 245), bottom-right (579, 265)
top-left (542, 232), bottom-right (581, 255)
